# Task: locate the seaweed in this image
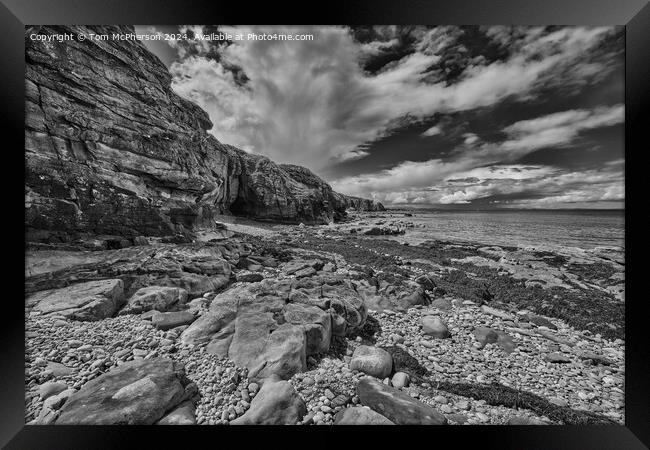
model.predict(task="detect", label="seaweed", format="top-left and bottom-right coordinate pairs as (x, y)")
top-left (380, 345), bottom-right (430, 379)
top-left (431, 381), bottom-right (617, 425)
top-left (347, 314), bottom-right (382, 344)
top-left (567, 262), bottom-right (618, 282)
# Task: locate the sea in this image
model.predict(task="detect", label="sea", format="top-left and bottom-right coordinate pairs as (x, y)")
top-left (381, 209), bottom-right (625, 251)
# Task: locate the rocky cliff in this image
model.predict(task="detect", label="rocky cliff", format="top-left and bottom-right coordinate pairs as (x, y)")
top-left (25, 25), bottom-right (372, 242)
top-left (341, 195), bottom-right (386, 212)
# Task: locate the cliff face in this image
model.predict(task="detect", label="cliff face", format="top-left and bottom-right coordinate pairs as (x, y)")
top-left (25, 25), bottom-right (370, 241)
top-left (341, 195), bottom-right (386, 212)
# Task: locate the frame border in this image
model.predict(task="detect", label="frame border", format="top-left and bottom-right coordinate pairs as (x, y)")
top-left (3, 0), bottom-right (648, 448)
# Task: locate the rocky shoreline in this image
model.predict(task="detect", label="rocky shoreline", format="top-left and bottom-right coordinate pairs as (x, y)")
top-left (25, 211), bottom-right (625, 426)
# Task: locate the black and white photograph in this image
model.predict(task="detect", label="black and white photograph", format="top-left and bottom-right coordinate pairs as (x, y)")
top-left (23, 24), bottom-right (627, 427)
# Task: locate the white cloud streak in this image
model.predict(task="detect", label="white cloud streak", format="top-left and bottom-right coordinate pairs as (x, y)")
top-left (167, 25), bottom-right (620, 173)
top-left (331, 104), bottom-right (624, 206)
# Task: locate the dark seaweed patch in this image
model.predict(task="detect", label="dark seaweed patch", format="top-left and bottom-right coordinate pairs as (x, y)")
top-left (431, 381), bottom-right (616, 425)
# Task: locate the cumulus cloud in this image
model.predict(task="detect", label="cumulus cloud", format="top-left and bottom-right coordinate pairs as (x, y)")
top-left (421, 125), bottom-right (442, 137)
top-left (165, 25), bottom-right (620, 172)
top-left (330, 104), bottom-right (624, 206)
top-left (492, 104), bottom-right (624, 159)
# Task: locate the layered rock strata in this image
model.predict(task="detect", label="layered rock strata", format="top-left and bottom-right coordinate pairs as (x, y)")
top-left (25, 25), bottom-right (376, 243)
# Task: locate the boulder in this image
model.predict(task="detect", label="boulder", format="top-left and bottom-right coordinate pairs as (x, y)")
top-left (236, 272), bottom-right (264, 283)
top-left (282, 260), bottom-right (323, 276)
top-left (152, 311), bottom-right (196, 331)
top-left (294, 267), bottom-right (317, 279)
top-left (350, 346), bottom-right (393, 379)
top-left (180, 297), bottom-right (238, 346)
top-left (545, 352), bottom-right (572, 363)
top-left (46, 362), bottom-right (73, 377)
top-left (357, 377), bottom-right (447, 425)
top-left (391, 372), bottom-right (410, 388)
top-left (133, 236), bottom-right (149, 246)
top-left (334, 406), bottom-right (394, 425)
top-left (38, 381), bottom-right (68, 400)
top-left (231, 376), bottom-right (306, 425)
top-left (43, 388), bottom-right (75, 411)
top-left (430, 298), bottom-right (452, 311)
top-left (56, 358), bottom-right (194, 424)
top-left (283, 303), bottom-right (332, 355)
top-left (180, 275), bottom-right (368, 380)
top-left (393, 282), bottom-right (428, 310)
top-left (578, 352), bottom-right (614, 366)
top-left (229, 313), bottom-right (307, 381)
top-left (27, 279), bottom-right (124, 321)
top-left (172, 273), bottom-right (229, 298)
top-left (156, 401), bottom-right (196, 425)
top-left (473, 327), bottom-right (515, 354)
top-left (120, 286), bottom-right (188, 315)
top-left (474, 327), bottom-right (499, 347)
top-left (421, 316), bottom-right (451, 339)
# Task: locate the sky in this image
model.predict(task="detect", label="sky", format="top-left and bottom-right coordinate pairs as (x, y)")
top-left (136, 25), bottom-right (624, 209)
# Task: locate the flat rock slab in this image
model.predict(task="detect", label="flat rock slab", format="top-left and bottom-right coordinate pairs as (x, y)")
top-left (56, 358), bottom-right (194, 425)
top-left (481, 305), bottom-right (515, 321)
top-left (357, 377), bottom-right (447, 425)
top-left (27, 279), bottom-right (124, 321)
top-left (334, 406), bottom-right (394, 425)
top-left (282, 259), bottom-right (323, 275)
top-left (152, 311), bottom-right (197, 331)
top-left (236, 272), bottom-right (264, 283)
top-left (120, 286), bottom-right (188, 315)
top-left (156, 401), bottom-right (196, 425)
top-left (537, 329), bottom-right (576, 347)
top-left (231, 376), bottom-right (306, 425)
top-left (545, 352), bottom-right (572, 363)
top-left (38, 381), bottom-right (68, 400)
top-left (527, 314), bottom-right (558, 330)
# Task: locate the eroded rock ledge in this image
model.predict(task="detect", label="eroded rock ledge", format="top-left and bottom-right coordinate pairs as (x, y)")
top-left (25, 25), bottom-right (382, 244)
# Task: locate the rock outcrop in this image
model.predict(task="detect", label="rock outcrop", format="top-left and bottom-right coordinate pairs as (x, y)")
top-left (231, 375), bottom-right (307, 425)
top-left (25, 25), bottom-right (373, 243)
top-left (357, 377), bottom-right (447, 425)
top-left (55, 358), bottom-right (196, 425)
top-left (180, 271), bottom-right (368, 380)
top-left (26, 279), bottom-right (125, 321)
top-left (341, 195), bottom-right (385, 212)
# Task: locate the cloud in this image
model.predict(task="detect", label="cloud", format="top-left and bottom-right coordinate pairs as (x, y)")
top-left (165, 25), bottom-right (620, 173)
top-left (421, 125), bottom-right (442, 137)
top-left (333, 149), bottom-right (370, 162)
top-left (334, 164), bottom-right (622, 207)
top-left (463, 133), bottom-right (479, 145)
top-left (330, 104), bottom-right (623, 206)
top-left (493, 104), bottom-right (624, 159)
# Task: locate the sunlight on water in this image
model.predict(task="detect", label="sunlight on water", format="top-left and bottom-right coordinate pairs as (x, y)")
top-left (386, 210), bottom-right (624, 251)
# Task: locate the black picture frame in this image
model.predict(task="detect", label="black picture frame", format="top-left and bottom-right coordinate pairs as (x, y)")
top-left (2, 0), bottom-right (648, 448)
